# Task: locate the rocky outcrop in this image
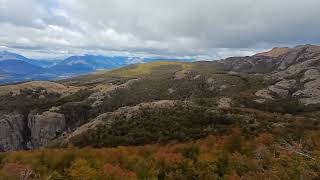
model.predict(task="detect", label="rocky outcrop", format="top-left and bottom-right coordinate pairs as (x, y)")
top-left (0, 113), bottom-right (25, 151)
top-left (271, 58), bottom-right (319, 80)
top-left (255, 89), bottom-right (273, 100)
top-left (252, 45), bottom-right (320, 105)
top-left (268, 85), bottom-right (289, 97)
top-left (218, 97), bottom-right (232, 108)
top-left (221, 56), bottom-right (277, 73)
top-left (301, 69), bottom-right (320, 82)
top-left (274, 80), bottom-right (297, 89)
top-left (28, 111), bottom-right (66, 148)
top-left (255, 47), bottom-right (290, 58)
top-left (293, 79), bottom-right (320, 105)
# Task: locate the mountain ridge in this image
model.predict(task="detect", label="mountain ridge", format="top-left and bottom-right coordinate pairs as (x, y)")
top-left (0, 51), bottom-right (192, 84)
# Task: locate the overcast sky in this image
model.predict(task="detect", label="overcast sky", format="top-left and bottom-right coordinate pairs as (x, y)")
top-left (0, 0), bottom-right (319, 60)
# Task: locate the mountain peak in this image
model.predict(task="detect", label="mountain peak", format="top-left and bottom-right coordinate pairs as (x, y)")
top-left (255, 47), bottom-right (290, 58)
top-left (0, 50), bottom-right (28, 61)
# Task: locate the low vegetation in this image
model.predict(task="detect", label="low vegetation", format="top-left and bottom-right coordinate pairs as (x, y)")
top-left (71, 104), bottom-right (235, 147)
top-left (0, 128), bottom-right (319, 179)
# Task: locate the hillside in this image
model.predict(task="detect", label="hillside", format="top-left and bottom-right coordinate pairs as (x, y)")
top-left (0, 45), bottom-right (319, 179)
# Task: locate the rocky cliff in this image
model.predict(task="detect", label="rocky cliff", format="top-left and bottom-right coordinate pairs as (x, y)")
top-left (0, 113), bottom-right (25, 151)
top-left (0, 111), bottom-right (65, 151)
top-left (253, 45), bottom-right (320, 106)
top-left (28, 111), bottom-right (66, 148)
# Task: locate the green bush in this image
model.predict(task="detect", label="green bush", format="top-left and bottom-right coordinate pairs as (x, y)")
top-left (71, 104), bottom-right (235, 148)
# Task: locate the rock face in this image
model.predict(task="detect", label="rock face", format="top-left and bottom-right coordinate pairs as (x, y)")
top-left (275, 80), bottom-right (297, 89)
top-left (268, 85), bottom-right (289, 97)
top-left (301, 69), bottom-right (320, 82)
top-left (255, 89), bottom-right (273, 100)
top-left (221, 56), bottom-right (277, 73)
top-left (0, 113), bottom-right (25, 151)
top-left (293, 79), bottom-right (320, 105)
top-left (28, 111), bottom-right (66, 148)
top-left (242, 45), bottom-right (320, 106)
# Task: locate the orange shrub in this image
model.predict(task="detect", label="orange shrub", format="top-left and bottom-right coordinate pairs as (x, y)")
top-left (103, 163), bottom-right (137, 180)
top-left (2, 162), bottom-right (34, 180)
top-left (154, 148), bottom-right (183, 165)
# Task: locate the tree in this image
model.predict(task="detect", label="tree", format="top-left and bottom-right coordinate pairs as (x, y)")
top-left (103, 163), bottom-right (137, 180)
top-left (68, 158), bottom-right (98, 180)
top-left (224, 129), bottom-right (243, 153)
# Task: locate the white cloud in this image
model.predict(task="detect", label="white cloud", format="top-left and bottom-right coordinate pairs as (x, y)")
top-left (0, 0), bottom-right (320, 59)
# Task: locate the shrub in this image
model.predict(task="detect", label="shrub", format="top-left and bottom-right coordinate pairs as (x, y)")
top-left (103, 163), bottom-right (137, 180)
top-left (67, 158), bottom-right (98, 180)
top-left (71, 104), bottom-right (236, 147)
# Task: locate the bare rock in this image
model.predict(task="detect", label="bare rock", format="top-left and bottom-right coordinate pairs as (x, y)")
top-left (0, 113), bottom-right (25, 151)
top-left (218, 97), bottom-right (232, 108)
top-left (207, 78), bottom-right (215, 84)
top-left (301, 69), bottom-right (320, 82)
top-left (304, 79), bottom-right (320, 89)
top-left (278, 49), bottom-right (301, 70)
top-left (268, 85), bottom-right (289, 97)
top-left (219, 84), bottom-right (228, 90)
top-left (272, 58), bottom-right (318, 80)
top-left (28, 111), bottom-right (66, 148)
top-left (222, 56), bottom-right (277, 73)
top-left (193, 74), bottom-right (201, 80)
top-left (254, 99), bottom-right (266, 104)
top-left (275, 80), bottom-right (296, 89)
top-left (293, 79), bottom-right (320, 105)
top-left (255, 89), bottom-right (273, 100)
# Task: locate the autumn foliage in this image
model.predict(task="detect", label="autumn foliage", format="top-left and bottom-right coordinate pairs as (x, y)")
top-left (103, 163), bottom-right (137, 180)
top-left (0, 129), bottom-right (319, 179)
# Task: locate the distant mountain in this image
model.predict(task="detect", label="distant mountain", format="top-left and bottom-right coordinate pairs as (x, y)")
top-left (49, 55), bottom-right (127, 75)
top-left (0, 51), bottom-right (193, 84)
top-left (49, 55), bottom-right (192, 75)
top-left (0, 59), bottom-right (45, 75)
top-left (0, 51), bottom-right (57, 68)
top-left (0, 51), bottom-right (28, 61)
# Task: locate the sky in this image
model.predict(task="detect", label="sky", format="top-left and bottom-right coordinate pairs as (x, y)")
top-left (0, 0), bottom-right (319, 60)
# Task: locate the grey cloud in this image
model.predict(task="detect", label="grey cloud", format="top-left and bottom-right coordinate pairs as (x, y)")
top-left (0, 0), bottom-right (320, 59)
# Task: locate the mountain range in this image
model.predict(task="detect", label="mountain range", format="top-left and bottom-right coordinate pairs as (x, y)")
top-left (0, 51), bottom-right (192, 84)
top-left (0, 44), bottom-right (319, 179)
